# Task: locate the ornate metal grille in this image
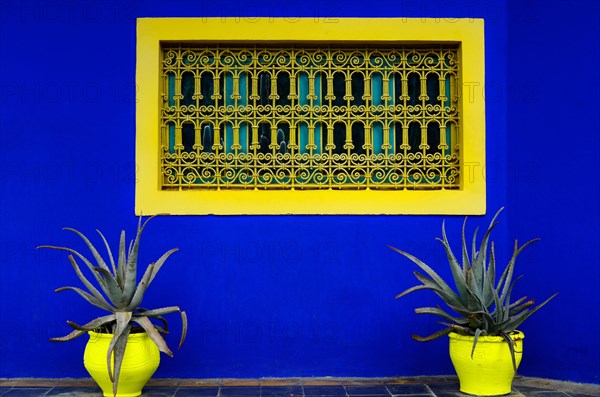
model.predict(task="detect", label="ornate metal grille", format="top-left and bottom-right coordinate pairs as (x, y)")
top-left (160, 45), bottom-right (460, 190)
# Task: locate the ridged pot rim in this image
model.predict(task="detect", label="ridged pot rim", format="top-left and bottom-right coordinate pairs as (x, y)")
top-left (448, 330), bottom-right (524, 343)
top-left (88, 330), bottom-right (150, 340)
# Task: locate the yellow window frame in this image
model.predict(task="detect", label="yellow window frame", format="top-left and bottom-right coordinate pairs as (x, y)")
top-left (136, 17), bottom-right (485, 215)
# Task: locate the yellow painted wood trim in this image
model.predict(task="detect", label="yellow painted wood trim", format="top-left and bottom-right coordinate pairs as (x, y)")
top-left (136, 18), bottom-right (486, 215)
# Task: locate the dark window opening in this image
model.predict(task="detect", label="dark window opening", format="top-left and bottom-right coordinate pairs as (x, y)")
top-left (407, 72), bottom-right (419, 106)
top-left (408, 122), bottom-right (421, 154)
top-left (351, 73), bottom-right (365, 107)
top-left (181, 72), bottom-right (195, 107)
top-left (182, 123), bottom-right (195, 152)
top-left (427, 122), bottom-right (441, 155)
top-left (352, 123), bottom-right (365, 155)
top-left (276, 72), bottom-right (291, 106)
top-left (332, 73), bottom-right (345, 107)
top-left (426, 73), bottom-right (440, 106)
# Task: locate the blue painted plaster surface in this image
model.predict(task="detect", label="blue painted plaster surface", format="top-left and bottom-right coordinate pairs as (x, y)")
top-left (0, 0), bottom-right (598, 384)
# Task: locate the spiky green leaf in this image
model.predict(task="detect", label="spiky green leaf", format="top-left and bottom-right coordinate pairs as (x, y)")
top-left (437, 224), bottom-right (468, 305)
top-left (111, 325), bottom-right (131, 397)
top-left (106, 312), bottom-right (132, 382)
top-left (54, 286), bottom-right (112, 312)
top-left (178, 311), bottom-right (188, 349)
top-left (63, 228), bottom-right (112, 274)
top-left (116, 231), bottom-right (127, 293)
top-left (66, 255), bottom-right (113, 311)
top-left (501, 331), bottom-right (518, 371)
top-left (412, 327), bottom-right (453, 342)
top-left (414, 306), bottom-right (468, 325)
top-left (483, 242), bottom-right (497, 308)
top-left (134, 316), bottom-right (173, 356)
top-left (147, 248), bottom-right (179, 286)
top-left (122, 216), bottom-right (157, 304)
top-left (388, 245), bottom-right (462, 306)
top-left (500, 293), bottom-right (558, 331)
top-left (92, 266), bottom-right (126, 308)
top-left (50, 315), bottom-right (116, 342)
top-left (38, 245), bottom-right (113, 301)
top-left (508, 298), bottom-right (534, 316)
top-left (96, 229), bottom-right (118, 286)
top-left (64, 315), bottom-right (116, 332)
top-left (471, 328), bottom-right (483, 358)
top-left (499, 239), bottom-right (540, 303)
top-left (411, 271), bottom-right (467, 312)
top-left (460, 217), bottom-right (471, 272)
top-left (395, 285), bottom-right (433, 299)
top-left (124, 264), bottom-right (155, 311)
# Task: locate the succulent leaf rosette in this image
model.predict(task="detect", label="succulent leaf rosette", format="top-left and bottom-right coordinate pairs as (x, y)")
top-left (389, 208), bottom-right (557, 369)
top-left (38, 216), bottom-right (187, 396)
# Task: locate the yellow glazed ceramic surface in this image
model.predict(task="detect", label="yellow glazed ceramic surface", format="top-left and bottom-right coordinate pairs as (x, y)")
top-left (448, 331), bottom-right (524, 396)
top-left (84, 331), bottom-right (160, 397)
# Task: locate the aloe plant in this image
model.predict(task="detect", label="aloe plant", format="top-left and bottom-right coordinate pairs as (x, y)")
top-left (389, 208), bottom-right (557, 370)
top-left (38, 216), bottom-right (187, 396)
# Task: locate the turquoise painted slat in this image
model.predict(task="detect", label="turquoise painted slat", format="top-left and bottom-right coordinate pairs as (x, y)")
top-left (315, 73), bottom-right (322, 106)
top-left (314, 123), bottom-right (321, 154)
top-left (225, 73), bottom-right (233, 106)
top-left (445, 75), bottom-right (451, 156)
top-left (299, 72), bottom-right (308, 107)
top-left (372, 72), bottom-right (382, 106)
top-left (168, 123), bottom-right (175, 154)
top-left (240, 123), bottom-right (248, 153)
top-left (373, 122), bottom-right (383, 155)
top-left (239, 72), bottom-right (248, 154)
top-left (313, 73), bottom-right (322, 155)
top-left (239, 72), bottom-right (247, 107)
top-left (225, 123), bottom-right (234, 155)
top-left (168, 74), bottom-right (175, 107)
top-left (299, 122), bottom-right (308, 154)
top-left (388, 76), bottom-right (395, 154)
top-left (225, 74), bottom-right (233, 154)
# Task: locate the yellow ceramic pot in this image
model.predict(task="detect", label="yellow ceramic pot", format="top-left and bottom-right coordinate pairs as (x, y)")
top-left (448, 331), bottom-right (524, 396)
top-left (84, 331), bottom-right (160, 397)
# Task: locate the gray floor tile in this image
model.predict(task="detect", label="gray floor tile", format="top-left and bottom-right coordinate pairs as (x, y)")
top-left (302, 394), bottom-right (344, 397)
top-left (517, 387), bottom-right (554, 393)
top-left (219, 394), bottom-right (266, 397)
top-left (567, 394), bottom-right (600, 397)
top-left (176, 387), bottom-right (220, 397)
top-left (261, 386), bottom-right (303, 397)
top-left (423, 393), bottom-right (462, 397)
top-left (46, 387), bottom-right (101, 396)
top-left (142, 387), bottom-right (177, 397)
top-left (0, 378), bottom-right (596, 397)
top-left (220, 387), bottom-right (261, 396)
top-left (174, 387), bottom-right (218, 396)
top-left (3, 388), bottom-right (51, 397)
top-left (303, 386), bottom-right (346, 396)
top-left (385, 385), bottom-right (429, 395)
top-left (346, 387), bottom-right (389, 396)
top-left (425, 382), bottom-right (459, 392)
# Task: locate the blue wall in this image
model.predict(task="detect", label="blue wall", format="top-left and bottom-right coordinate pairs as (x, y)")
top-left (0, 0), bottom-right (598, 384)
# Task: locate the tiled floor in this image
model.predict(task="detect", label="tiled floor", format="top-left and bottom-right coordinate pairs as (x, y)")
top-left (0, 377), bottom-right (597, 397)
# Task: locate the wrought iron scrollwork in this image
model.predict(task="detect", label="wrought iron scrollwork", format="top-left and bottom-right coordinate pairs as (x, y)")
top-left (160, 45), bottom-right (460, 190)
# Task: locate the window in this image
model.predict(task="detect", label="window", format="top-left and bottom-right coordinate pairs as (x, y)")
top-left (161, 45), bottom-right (459, 190)
top-left (136, 18), bottom-right (485, 214)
